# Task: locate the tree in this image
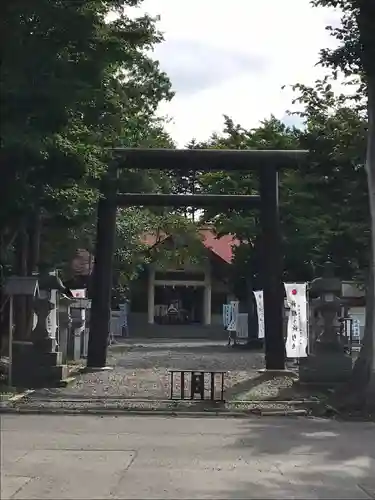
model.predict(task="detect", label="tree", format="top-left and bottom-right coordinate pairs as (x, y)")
top-left (312, 0), bottom-right (375, 409)
top-left (0, 0), bottom-right (174, 345)
top-left (196, 109), bottom-right (369, 284)
top-left (37, 124), bottom-right (178, 284)
top-left (289, 79), bottom-right (369, 280)
top-left (0, 0), bottom-right (173, 269)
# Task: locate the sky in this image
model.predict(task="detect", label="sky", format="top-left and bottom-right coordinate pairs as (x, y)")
top-left (133, 0), bottom-right (342, 147)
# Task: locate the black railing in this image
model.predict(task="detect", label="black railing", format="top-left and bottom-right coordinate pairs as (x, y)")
top-left (169, 370), bottom-right (226, 401)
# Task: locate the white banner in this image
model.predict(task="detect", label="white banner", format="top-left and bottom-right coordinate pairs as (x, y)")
top-left (285, 283), bottom-right (308, 358)
top-left (253, 291), bottom-right (265, 339)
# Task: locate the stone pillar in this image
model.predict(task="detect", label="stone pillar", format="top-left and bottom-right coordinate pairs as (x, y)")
top-left (46, 289), bottom-right (58, 351)
top-left (204, 284), bottom-right (212, 326)
top-left (58, 298), bottom-right (72, 364)
top-left (204, 263), bottom-right (212, 326)
top-left (71, 307), bottom-right (86, 360)
top-left (148, 267), bottom-right (155, 324)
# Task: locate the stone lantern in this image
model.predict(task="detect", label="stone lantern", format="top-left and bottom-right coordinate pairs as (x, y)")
top-left (299, 261), bottom-right (352, 384)
top-left (17, 270), bottom-right (70, 387)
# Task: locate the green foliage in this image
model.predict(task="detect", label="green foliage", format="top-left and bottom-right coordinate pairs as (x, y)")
top-left (195, 98), bottom-right (369, 285)
top-left (0, 0), bottom-right (181, 289)
top-left (0, 0), bottom-right (173, 246)
top-left (290, 79), bottom-right (369, 278)
top-left (312, 0), bottom-right (375, 80)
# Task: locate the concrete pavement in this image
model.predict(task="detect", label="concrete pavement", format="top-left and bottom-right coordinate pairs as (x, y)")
top-left (1, 414), bottom-right (375, 499)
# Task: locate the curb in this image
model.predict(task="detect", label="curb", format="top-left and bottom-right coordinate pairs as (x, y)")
top-left (257, 369), bottom-right (298, 377)
top-left (0, 407), bottom-right (308, 417)
top-left (231, 399), bottom-right (320, 405)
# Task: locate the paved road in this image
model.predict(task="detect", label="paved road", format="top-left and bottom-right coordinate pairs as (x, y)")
top-left (33, 340), bottom-right (265, 400)
top-left (2, 414), bottom-right (375, 499)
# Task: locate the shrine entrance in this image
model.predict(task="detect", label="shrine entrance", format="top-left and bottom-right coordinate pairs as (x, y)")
top-left (87, 148), bottom-right (307, 371)
top-left (154, 285), bottom-right (204, 325)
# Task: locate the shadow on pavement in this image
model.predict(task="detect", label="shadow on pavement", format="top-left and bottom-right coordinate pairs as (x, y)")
top-left (224, 372), bottom-right (274, 400)
top-left (218, 417), bottom-right (375, 499)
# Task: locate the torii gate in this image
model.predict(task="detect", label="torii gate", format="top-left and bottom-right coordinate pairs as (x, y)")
top-left (86, 148), bottom-right (307, 370)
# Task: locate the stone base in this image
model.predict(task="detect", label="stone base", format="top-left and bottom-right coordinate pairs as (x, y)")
top-left (33, 337), bottom-right (55, 352)
top-left (299, 352), bottom-right (353, 385)
top-left (11, 341), bottom-right (68, 388)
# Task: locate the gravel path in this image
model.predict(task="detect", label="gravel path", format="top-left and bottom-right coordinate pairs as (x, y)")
top-left (31, 340), bottom-right (265, 401)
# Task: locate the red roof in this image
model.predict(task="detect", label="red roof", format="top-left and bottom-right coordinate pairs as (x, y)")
top-left (199, 229), bottom-right (239, 264)
top-left (142, 229), bottom-right (239, 264)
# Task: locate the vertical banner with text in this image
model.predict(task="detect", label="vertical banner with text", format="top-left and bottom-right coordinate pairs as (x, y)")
top-left (253, 291), bottom-right (265, 339)
top-left (284, 283), bottom-right (308, 358)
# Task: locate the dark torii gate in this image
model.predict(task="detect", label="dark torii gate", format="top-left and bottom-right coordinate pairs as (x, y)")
top-left (86, 148), bottom-right (307, 371)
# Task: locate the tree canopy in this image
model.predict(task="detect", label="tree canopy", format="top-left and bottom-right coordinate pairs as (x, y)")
top-left (0, 0), bottom-right (182, 287)
top-left (194, 92), bottom-right (369, 287)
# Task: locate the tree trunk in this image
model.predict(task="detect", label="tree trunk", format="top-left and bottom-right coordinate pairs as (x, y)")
top-left (13, 222), bottom-right (28, 340)
top-left (27, 210), bottom-right (41, 276)
top-left (25, 210), bottom-right (42, 336)
top-left (362, 73), bottom-right (375, 406)
top-left (336, 0), bottom-right (375, 411)
top-left (339, 75), bottom-right (375, 410)
top-left (357, 0), bottom-right (375, 406)
top-left (333, 0), bottom-right (375, 407)
top-left (342, 258), bottom-right (374, 405)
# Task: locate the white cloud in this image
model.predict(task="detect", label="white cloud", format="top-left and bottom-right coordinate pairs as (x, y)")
top-left (135, 0), bottom-right (342, 146)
